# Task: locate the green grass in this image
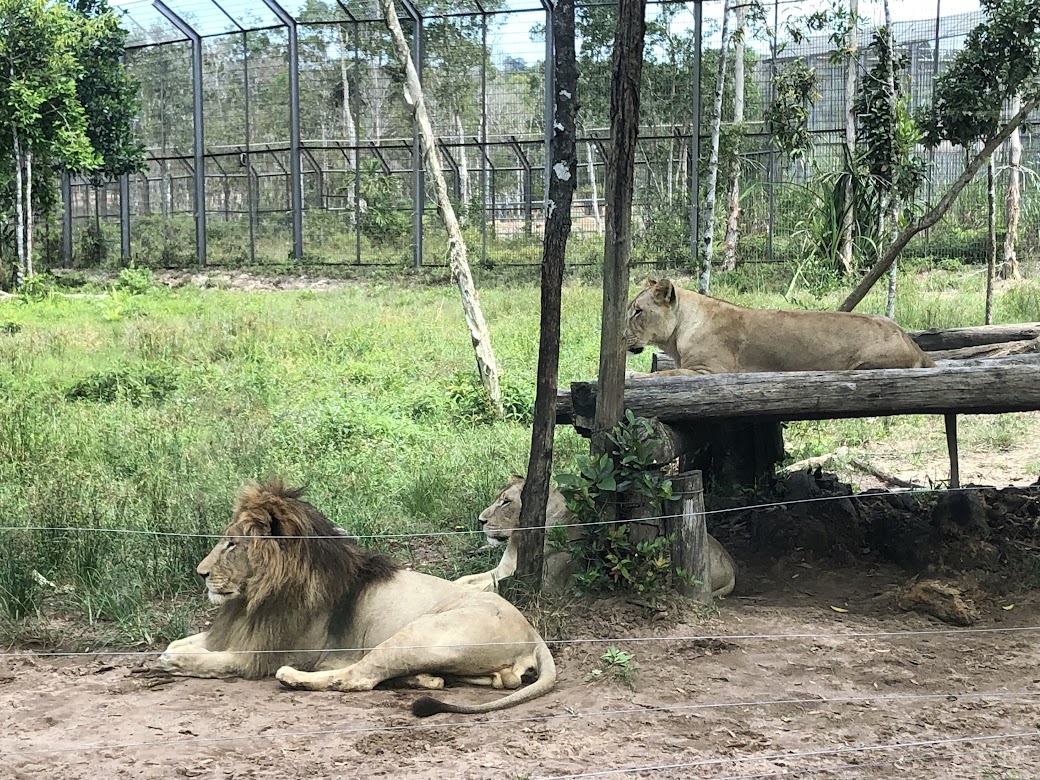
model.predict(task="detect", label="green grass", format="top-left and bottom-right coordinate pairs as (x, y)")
top-left (1, 263), bottom-right (1038, 646)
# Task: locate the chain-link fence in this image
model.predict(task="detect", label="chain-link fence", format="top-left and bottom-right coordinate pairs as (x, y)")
top-left (47, 0), bottom-right (1039, 273)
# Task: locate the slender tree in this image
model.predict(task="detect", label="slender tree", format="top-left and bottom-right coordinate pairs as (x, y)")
top-left (840, 0), bottom-right (1040, 312)
top-left (698, 0), bottom-right (730, 294)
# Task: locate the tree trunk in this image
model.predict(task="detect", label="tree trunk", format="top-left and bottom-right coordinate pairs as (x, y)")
top-left (586, 141), bottom-right (602, 234)
top-left (721, 4), bottom-right (745, 273)
top-left (514, 0), bottom-right (577, 593)
top-left (883, 0), bottom-right (896, 319)
top-left (1001, 94), bottom-right (1022, 280)
top-left (698, 0), bottom-right (731, 293)
top-left (986, 155), bottom-right (996, 325)
top-left (25, 148), bottom-right (33, 279)
top-left (12, 123), bottom-right (26, 288)
top-left (839, 92), bottom-right (1040, 312)
top-left (379, 0), bottom-right (503, 416)
top-left (593, 0), bottom-right (648, 445)
top-left (456, 113), bottom-right (470, 209)
top-left (338, 25), bottom-right (357, 155)
top-left (838, 0), bottom-right (859, 276)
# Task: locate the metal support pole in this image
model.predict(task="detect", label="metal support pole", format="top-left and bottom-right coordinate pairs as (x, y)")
top-left (154, 0), bottom-right (206, 267)
top-left (690, 0), bottom-right (703, 264)
top-left (243, 30), bottom-right (256, 265)
top-left (352, 20), bottom-right (362, 265)
top-left (61, 172), bottom-right (73, 265)
top-left (119, 173), bottom-right (131, 264)
top-left (480, 9), bottom-right (489, 267)
top-left (261, 0), bottom-right (304, 261)
top-left (400, 0), bottom-right (425, 268)
top-left (767, 0), bottom-right (778, 262)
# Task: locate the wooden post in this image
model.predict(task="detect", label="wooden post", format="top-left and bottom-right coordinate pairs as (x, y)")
top-left (514, 0), bottom-right (577, 594)
top-left (592, 0), bottom-right (647, 451)
top-left (945, 413), bottom-right (960, 489)
top-left (666, 470), bottom-right (711, 603)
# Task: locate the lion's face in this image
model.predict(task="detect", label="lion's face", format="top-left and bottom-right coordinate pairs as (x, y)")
top-left (623, 279), bottom-right (679, 354)
top-left (197, 526), bottom-right (252, 605)
top-left (478, 477), bottom-right (523, 543)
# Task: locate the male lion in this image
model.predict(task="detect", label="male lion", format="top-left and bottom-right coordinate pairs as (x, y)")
top-left (454, 476), bottom-right (737, 598)
top-left (158, 479), bottom-right (556, 717)
top-left (624, 278), bottom-right (934, 375)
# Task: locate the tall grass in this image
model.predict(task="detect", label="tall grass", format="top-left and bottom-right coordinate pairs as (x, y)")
top-left (0, 265), bottom-right (1037, 645)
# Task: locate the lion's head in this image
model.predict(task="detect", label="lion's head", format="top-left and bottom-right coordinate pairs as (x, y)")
top-left (478, 475), bottom-right (524, 543)
top-left (623, 278), bottom-right (679, 355)
top-left (202, 479), bottom-right (398, 677)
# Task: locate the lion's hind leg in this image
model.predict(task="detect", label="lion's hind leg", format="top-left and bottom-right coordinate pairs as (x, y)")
top-left (275, 607), bottom-right (527, 693)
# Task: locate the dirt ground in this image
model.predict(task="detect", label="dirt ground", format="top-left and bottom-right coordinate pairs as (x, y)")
top-left (3, 562), bottom-right (1040, 780)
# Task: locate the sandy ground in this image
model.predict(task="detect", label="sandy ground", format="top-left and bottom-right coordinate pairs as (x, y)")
top-left (3, 565), bottom-right (1040, 780)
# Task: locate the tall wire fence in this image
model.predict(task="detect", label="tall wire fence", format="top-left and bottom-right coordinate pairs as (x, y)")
top-left (45, 0), bottom-right (1040, 272)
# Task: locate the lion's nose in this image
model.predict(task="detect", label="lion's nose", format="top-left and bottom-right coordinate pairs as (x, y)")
top-left (197, 569), bottom-right (209, 580)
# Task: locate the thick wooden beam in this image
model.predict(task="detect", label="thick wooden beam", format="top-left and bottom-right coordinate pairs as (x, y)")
top-left (910, 323), bottom-right (1040, 351)
top-left (648, 346), bottom-right (1040, 374)
top-left (569, 363), bottom-right (1040, 423)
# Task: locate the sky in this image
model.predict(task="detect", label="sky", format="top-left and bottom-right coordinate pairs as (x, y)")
top-left (489, 0), bottom-right (985, 65)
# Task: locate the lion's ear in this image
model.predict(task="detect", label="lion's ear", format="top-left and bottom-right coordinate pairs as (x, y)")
top-left (643, 276), bottom-right (657, 288)
top-left (652, 278), bottom-right (676, 306)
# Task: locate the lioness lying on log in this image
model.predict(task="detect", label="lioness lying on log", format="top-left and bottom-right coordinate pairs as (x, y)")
top-left (454, 476), bottom-right (737, 598)
top-left (158, 479), bottom-right (556, 717)
top-left (624, 278), bottom-right (934, 374)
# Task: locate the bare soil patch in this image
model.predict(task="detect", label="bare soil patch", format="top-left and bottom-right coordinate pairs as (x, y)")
top-left (3, 562), bottom-right (1040, 780)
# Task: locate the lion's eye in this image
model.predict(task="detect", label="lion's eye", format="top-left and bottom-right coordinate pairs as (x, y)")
top-left (225, 541), bottom-right (237, 552)
top-left (501, 498), bottom-right (511, 506)
top-left (632, 308), bottom-right (642, 317)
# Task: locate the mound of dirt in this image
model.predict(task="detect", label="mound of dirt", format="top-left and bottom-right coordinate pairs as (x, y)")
top-left (706, 470), bottom-right (1040, 594)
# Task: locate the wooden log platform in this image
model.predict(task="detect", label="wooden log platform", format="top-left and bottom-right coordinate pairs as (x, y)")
top-left (563, 363), bottom-right (1040, 424)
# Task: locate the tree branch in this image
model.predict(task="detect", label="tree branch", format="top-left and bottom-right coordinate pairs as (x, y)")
top-left (839, 91), bottom-right (1040, 313)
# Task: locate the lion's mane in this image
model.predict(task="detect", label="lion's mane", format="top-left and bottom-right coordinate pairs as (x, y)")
top-left (204, 479), bottom-right (399, 678)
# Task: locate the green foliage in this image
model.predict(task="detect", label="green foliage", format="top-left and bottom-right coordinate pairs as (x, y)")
top-left (445, 370), bottom-right (534, 425)
top-left (558, 411), bottom-right (681, 597)
top-left (65, 363), bottom-right (177, 405)
top-left (598, 645), bottom-right (636, 685)
top-left (855, 27), bottom-right (926, 218)
top-left (922, 0), bottom-right (1040, 148)
top-left (116, 266), bottom-right (154, 295)
top-left (765, 59), bottom-right (819, 160)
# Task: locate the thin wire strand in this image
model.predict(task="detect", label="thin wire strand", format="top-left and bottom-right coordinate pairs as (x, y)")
top-left (3, 690), bottom-right (1037, 758)
top-left (4, 623), bottom-right (1040, 658)
top-left (531, 730), bottom-right (1040, 780)
top-left (0, 483), bottom-right (1030, 541)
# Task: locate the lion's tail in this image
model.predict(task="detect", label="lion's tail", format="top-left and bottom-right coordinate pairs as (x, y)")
top-left (411, 640), bottom-right (556, 717)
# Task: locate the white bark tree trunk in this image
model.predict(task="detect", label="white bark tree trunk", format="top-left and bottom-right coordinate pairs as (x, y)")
top-left (1001, 94), bottom-right (1022, 280)
top-left (12, 123), bottom-right (26, 288)
top-left (986, 155), bottom-right (996, 325)
top-left (721, 4), bottom-right (745, 273)
top-left (698, 0), bottom-right (730, 293)
top-left (883, 0), bottom-right (897, 319)
top-left (838, 0), bottom-right (859, 276)
top-left (379, 0), bottom-right (502, 415)
top-left (338, 26), bottom-right (357, 161)
top-left (25, 148), bottom-right (33, 279)
top-left (587, 141), bottom-right (602, 233)
top-left (456, 113), bottom-right (471, 208)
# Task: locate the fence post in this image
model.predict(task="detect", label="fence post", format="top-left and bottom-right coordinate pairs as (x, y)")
top-left (667, 470), bottom-right (711, 603)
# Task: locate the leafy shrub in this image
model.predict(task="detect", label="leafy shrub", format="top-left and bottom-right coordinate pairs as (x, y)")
top-left (65, 363), bottom-right (178, 405)
top-left (446, 371), bottom-right (534, 425)
top-left (116, 266), bottom-right (154, 295)
top-left (558, 411), bottom-right (693, 597)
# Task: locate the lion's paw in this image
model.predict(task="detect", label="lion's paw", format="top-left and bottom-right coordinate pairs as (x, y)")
top-left (158, 652), bottom-right (186, 675)
top-left (276, 665), bottom-right (309, 689)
